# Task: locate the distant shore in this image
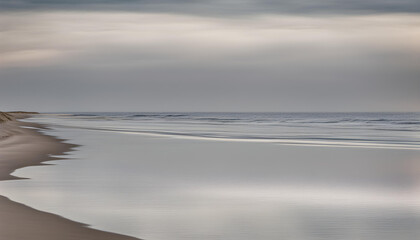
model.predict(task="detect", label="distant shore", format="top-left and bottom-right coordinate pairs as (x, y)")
top-left (0, 113), bottom-right (140, 240)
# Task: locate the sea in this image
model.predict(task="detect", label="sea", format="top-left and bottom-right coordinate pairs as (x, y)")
top-left (1, 112), bottom-right (420, 240)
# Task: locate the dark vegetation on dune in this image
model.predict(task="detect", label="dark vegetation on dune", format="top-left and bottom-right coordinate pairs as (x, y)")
top-left (0, 112), bottom-right (15, 122)
top-left (0, 111), bottom-right (39, 123)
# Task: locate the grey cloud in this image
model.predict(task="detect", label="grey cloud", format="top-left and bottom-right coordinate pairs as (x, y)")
top-left (1, 46), bottom-right (419, 112)
top-left (1, 0), bottom-right (420, 14)
top-left (1, 12), bottom-right (419, 112)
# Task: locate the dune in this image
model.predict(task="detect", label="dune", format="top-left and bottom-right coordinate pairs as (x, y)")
top-left (0, 111), bottom-right (15, 122)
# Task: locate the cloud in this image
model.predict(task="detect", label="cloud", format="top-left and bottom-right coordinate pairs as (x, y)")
top-left (0, 11), bottom-right (419, 111)
top-left (1, 0), bottom-right (420, 15)
top-left (0, 49), bottom-right (65, 67)
top-left (2, 12), bottom-right (420, 68)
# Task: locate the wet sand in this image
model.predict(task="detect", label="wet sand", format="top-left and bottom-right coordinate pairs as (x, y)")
top-left (0, 117), bottom-right (140, 240)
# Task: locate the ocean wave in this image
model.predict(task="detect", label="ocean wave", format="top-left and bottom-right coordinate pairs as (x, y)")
top-left (32, 122), bottom-right (420, 150)
top-left (73, 113), bottom-right (98, 117)
top-left (27, 112), bottom-right (420, 150)
top-left (131, 114), bottom-right (188, 118)
top-left (67, 113), bottom-right (420, 128)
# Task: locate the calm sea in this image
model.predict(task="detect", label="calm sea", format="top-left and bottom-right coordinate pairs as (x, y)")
top-left (1, 112), bottom-right (420, 240)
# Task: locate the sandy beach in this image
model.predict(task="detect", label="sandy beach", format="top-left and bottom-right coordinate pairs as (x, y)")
top-left (0, 113), bottom-right (140, 240)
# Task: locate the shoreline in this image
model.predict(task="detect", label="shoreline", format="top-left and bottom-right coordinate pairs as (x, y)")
top-left (0, 117), bottom-right (140, 240)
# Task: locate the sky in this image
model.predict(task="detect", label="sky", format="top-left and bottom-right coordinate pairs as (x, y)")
top-left (0, 0), bottom-right (419, 112)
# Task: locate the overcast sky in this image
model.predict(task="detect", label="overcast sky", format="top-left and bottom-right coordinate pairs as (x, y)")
top-left (1, 0), bottom-right (419, 112)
